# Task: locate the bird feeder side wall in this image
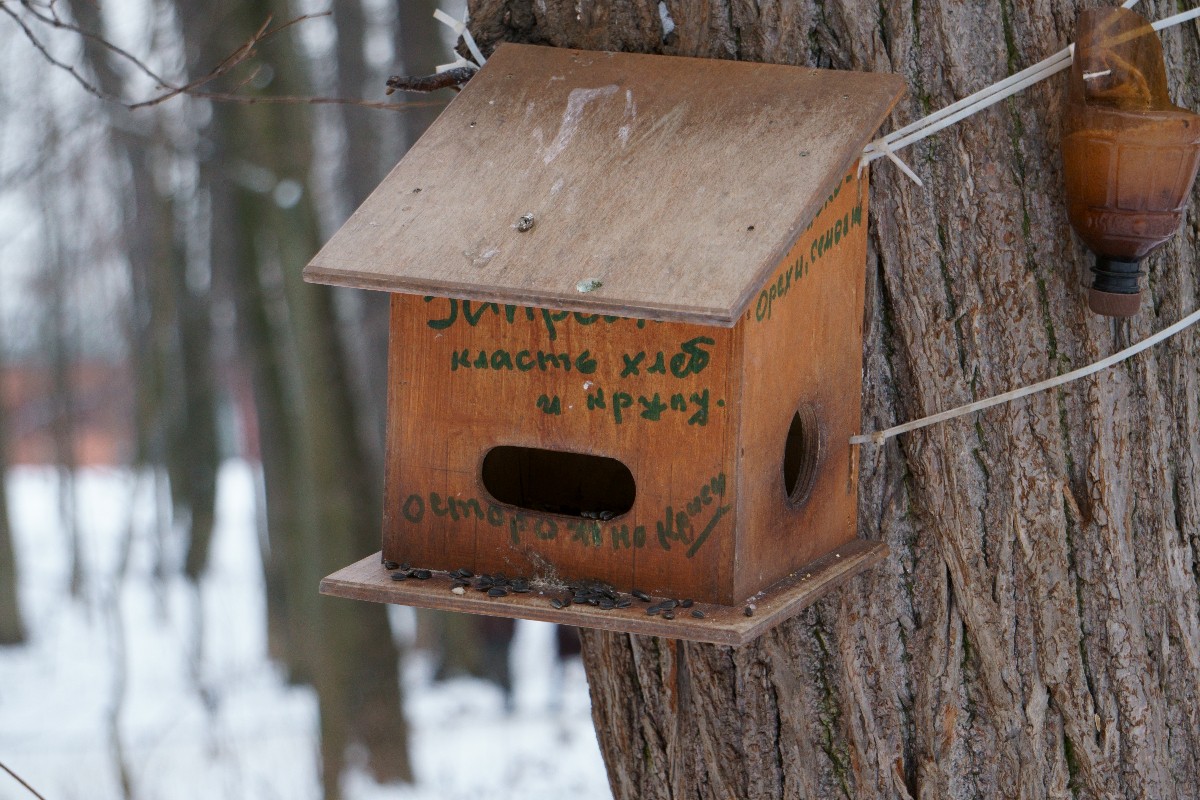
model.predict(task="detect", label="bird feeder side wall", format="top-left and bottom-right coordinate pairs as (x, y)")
top-left (733, 168), bottom-right (869, 601)
top-left (381, 292), bottom-right (743, 603)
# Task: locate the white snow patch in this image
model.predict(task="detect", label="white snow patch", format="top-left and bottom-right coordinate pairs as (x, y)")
top-left (0, 462), bottom-right (609, 800)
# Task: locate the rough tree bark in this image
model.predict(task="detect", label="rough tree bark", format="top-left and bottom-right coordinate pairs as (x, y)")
top-left (467, 2), bottom-right (1200, 798)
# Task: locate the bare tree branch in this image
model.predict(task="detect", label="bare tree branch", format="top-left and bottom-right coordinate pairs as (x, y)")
top-left (385, 67), bottom-right (475, 94)
top-left (1, 4), bottom-right (437, 112)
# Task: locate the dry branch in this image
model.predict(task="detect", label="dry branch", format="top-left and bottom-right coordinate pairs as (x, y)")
top-left (385, 67), bottom-right (475, 94)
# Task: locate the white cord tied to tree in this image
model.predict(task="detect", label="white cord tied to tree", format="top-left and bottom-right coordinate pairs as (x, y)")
top-left (859, 0), bottom-right (1200, 181)
top-left (852, 305), bottom-right (1200, 446)
top-left (851, 0), bottom-right (1200, 445)
top-left (434, 8), bottom-right (487, 74)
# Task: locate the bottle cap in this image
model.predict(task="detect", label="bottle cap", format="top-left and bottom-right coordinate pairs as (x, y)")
top-left (1087, 287), bottom-right (1142, 317)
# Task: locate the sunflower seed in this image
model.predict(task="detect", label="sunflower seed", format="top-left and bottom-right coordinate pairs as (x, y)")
top-left (616, 598), bottom-right (632, 609)
top-left (390, 572), bottom-right (407, 582)
top-left (691, 609), bottom-right (705, 619)
top-left (680, 599), bottom-right (694, 608)
top-left (663, 610), bottom-right (675, 620)
top-left (383, 560), bottom-right (400, 570)
top-left (413, 569), bottom-right (433, 580)
top-left (632, 589), bottom-right (651, 602)
top-left (550, 598), bottom-right (564, 609)
top-left (488, 587), bottom-right (508, 597)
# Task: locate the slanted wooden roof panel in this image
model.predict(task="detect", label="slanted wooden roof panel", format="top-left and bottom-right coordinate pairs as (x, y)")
top-left (304, 44), bottom-right (904, 325)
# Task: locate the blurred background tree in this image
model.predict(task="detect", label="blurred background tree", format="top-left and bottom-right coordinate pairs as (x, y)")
top-left (0, 1), bottom-right (532, 796)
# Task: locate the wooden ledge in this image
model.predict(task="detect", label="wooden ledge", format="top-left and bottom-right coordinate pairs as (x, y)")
top-left (320, 539), bottom-right (887, 647)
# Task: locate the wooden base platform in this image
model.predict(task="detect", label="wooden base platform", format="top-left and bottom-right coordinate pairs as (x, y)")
top-left (320, 539), bottom-right (887, 647)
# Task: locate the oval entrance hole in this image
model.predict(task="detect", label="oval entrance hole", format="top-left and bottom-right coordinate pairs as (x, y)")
top-left (783, 404), bottom-right (821, 507)
top-left (481, 446), bottom-right (636, 519)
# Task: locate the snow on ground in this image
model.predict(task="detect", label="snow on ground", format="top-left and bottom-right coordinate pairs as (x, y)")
top-left (0, 461), bottom-right (610, 800)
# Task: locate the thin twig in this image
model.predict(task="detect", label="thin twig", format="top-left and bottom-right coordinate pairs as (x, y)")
top-left (3, 6), bottom-right (417, 113)
top-left (0, 759), bottom-right (48, 800)
top-left (385, 67), bottom-right (475, 94)
top-left (185, 91), bottom-right (449, 111)
top-left (126, 13), bottom-right (324, 110)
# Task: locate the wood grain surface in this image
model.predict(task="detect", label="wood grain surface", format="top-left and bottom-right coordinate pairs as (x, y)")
top-left (320, 540), bottom-right (886, 646)
top-left (304, 43), bottom-right (903, 325)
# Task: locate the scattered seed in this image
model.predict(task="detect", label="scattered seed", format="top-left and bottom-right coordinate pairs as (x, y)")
top-left (400, 563), bottom-right (412, 571)
top-left (598, 510), bottom-right (615, 520)
top-left (632, 589), bottom-right (651, 602)
top-left (414, 569), bottom-right (433, 580)
top-left (488, 587), bottom-right (509, 597)
top-left (743, 605), bottom-right (755, 617)
top-left (680, 599), bottom-right (694, 608)
top-left (660, 599), bottom-right (678, 610)
top-left (561, 596), bottom-right (572, 608)
top-left (691, 609), bottom-right (706, 619)
top-left (383, 560), bottom-right (399, 570)
top-left (551, 598), bottom-right (564, 609)
top-left (663, 610), bottom-right (675, 620)
top-left (646, 606), bottom-right (661, 616)
top-left (616, 598), bottom-right (632, 609)
top-left (458, 568), bottom-right (474, 578)
top-left (451, 579), bottom-right (470, 589)
top-left (389, 572), bottom-right (407, 581)
top-left (451, 586), bottom-right (466, 595)
top-left (598, 598), bottom-right (615, 610)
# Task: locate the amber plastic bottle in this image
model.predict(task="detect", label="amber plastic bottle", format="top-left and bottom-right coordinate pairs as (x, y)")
top-left (1062, 7), bottom-right (1200, 317)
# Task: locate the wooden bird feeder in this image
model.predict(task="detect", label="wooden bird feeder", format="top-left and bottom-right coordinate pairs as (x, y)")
top-left (306, 43), bottom-right (905, 645)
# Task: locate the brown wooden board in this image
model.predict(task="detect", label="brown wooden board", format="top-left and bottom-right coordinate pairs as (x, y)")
top-left (733, 167), bottom-right (868, 599)
top-left (319, 539), bottom-right (887, 647)
top-left (383, 293), bottom-right (743, 604)
top-left (304, 44), bottom-right (905, 326)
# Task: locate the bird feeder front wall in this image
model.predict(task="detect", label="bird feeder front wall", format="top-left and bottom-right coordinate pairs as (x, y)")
top-left (382, 293), bottom-right (743, 603)
top-left (734, 168), bottom-right (869, 601)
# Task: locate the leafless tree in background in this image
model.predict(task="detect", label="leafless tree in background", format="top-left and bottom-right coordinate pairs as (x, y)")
top-left (0, 0), bottom-right (467, 794)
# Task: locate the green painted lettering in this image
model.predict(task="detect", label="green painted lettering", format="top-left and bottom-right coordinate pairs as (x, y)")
top-left (621, 352), bottom-right (645, 377)
top-left (536, 394), bottom-right (562, 415)
top-left (575, 350), bottom-right (597, 374)
top-left (425, 296), bottom-right (457, 329)
top-left (612, 391), bottom-right (633, 424)
top-left (639, 393), bottom-right (667, 421)
top-left (402, 494), bottom-right (425, 523)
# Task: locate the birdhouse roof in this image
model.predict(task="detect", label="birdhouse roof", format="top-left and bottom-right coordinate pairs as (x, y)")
top-left (304, 44), bottom-right (905, 326)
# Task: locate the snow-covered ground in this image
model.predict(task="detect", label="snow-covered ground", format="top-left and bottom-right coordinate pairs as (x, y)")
top-left (0, 461), bottom-right (610, 800)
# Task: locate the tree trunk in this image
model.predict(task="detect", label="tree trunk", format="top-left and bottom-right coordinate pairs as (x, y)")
top-left (468, 2), bottom-right (1200, 798)
top-left (0, 344), bottom-right (24, 645)
top-left (173, 0), bottom-right (413, 790)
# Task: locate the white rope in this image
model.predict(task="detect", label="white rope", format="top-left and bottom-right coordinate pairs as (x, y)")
top-left (434, 8), bottom-right (487, 73)
top-left (862, 1), bottom-right (1200, 181)
top-left (851, 306), bottom-right (1200, 445)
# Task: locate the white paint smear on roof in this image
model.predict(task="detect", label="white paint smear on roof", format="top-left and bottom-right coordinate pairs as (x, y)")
top-left (542, 85), bottom-right (620, 164)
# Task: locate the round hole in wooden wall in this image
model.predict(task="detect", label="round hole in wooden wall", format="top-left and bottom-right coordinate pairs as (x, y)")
top-left (783, 403), bottom-right (821, 507)
top-left (481, 445), bottom-right (636, 519)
